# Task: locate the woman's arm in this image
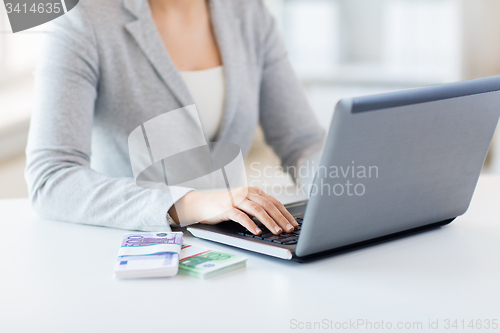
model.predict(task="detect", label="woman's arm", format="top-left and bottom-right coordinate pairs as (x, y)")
top-left (169, 2), bottom-right (324, 234)
top-left (256, 1), bottom-right (326, 180)
top-left (25, 4), bottom-right (191, 231)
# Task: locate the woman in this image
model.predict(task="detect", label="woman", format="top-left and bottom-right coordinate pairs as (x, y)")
top-left (26, 0), bottom-right (324, 236)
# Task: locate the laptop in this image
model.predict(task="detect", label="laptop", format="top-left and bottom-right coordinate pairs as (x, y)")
top-left (187, 76), bottom-right (500, 261)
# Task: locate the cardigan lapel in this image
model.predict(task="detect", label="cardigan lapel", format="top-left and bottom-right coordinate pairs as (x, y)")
top-left (123, 0), bottom-right (195, 118)
top-left (209, 0), bottom-right (243, 144)
top-left (123, 0), bottom-right (244, 144)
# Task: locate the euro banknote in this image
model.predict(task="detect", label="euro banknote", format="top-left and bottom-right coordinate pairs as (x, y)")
top-left (179, 244), bottom-right (247, 279)
top-left (114, 232), bottom-right (183, 278)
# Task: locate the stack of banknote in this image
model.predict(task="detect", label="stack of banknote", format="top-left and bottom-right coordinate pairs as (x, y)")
top-left (179, 244), bottom-right (247, 279)
top-left (114, 232), bottom-right (183, 278)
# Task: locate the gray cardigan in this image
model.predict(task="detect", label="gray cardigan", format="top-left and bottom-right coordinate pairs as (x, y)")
top-left (25, 0), bottom-right (325, 231)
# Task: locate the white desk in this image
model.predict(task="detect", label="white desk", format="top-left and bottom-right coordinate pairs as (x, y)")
top-left (1, 176), bottom-right (499, 333)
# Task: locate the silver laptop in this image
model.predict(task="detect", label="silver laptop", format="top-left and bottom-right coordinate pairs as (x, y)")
top-left (187, 76), bottom-right (500, 261)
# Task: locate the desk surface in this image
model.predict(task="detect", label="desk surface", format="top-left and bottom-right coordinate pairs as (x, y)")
top-left (1, 176), bottom-right (499, 333)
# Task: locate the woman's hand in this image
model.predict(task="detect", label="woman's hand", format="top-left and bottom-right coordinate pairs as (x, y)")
top-left (168, 187), bottom-right (298, 235)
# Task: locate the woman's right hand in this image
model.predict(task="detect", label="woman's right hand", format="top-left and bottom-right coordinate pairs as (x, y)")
top-left (168, 187), bottom-right (298, 235)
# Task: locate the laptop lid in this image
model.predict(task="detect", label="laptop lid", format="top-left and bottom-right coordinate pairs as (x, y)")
top-left (295, 76), bottom-right (500, 257)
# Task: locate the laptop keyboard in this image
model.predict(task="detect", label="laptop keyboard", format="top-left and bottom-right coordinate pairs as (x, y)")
top-left (236, 217), bottom-right (304, 245)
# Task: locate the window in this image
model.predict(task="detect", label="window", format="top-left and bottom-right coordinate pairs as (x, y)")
top-left (264, 0), bottom-right (499, 172)
top-left (0, 5), bottom-right (44, 85)
top-left (267, 0), bottom-right (462, 85)
top-left (0, 5), bottom-right (45, 161)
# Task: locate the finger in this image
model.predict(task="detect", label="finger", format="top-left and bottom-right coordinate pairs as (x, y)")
top-left (248, 193), bottom-right (294, 233)
top-left (237, 199), bottom-right (283, 235)
top-left (258, 192), bottom-right (299, 227)
top-left (226, 208), bottom-right (261, 235)
top-left (249, 187), bottom-right (298, 227)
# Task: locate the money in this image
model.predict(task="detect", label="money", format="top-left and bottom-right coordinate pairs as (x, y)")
top-left (114, 232), bottom-right (183, 278)
top-left (179, 244), bottom-right (247, 279)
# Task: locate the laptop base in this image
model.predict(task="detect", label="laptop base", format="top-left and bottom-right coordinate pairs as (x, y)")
top-left (188, 217), bottom-right (455, 262)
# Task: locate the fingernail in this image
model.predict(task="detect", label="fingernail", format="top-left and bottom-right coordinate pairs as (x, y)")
top-left (286, 224), bottom-right (293, 232)
top-left (274, 226), bottom-right (282, 233)
top-left (255, 228), bottom-right (261, 234)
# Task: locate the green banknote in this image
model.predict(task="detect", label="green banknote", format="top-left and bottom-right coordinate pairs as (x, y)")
top-left (179, 245), bottom-right (247, 279)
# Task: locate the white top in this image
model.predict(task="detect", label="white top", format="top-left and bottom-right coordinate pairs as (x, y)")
top-left (1, 176), bottom-right (500, 332)
top-left (179, 66), bottom-right (225, 141)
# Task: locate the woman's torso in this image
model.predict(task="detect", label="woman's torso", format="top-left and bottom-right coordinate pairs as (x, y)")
top-left (87, 0), bottom-right (263, 178)
top-left (179, 66), bottom-right (226, 141)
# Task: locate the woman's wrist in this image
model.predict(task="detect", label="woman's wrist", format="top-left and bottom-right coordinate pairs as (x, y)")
top-left (168, 200), bottom-right (182, 225)
top-left (166, 212), bottom-right (180, 226)
top-left (167, 191), bottom-right (200, 225)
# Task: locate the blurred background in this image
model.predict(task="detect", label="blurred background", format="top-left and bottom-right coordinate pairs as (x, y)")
top-left (1, 0), bottom-right (500, 198)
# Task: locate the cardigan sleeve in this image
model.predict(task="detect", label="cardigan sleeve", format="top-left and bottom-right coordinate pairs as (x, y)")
top-left (25, 4), bottom-right (192, 231)
top-left (256, 1), bottom-right (326, 181)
